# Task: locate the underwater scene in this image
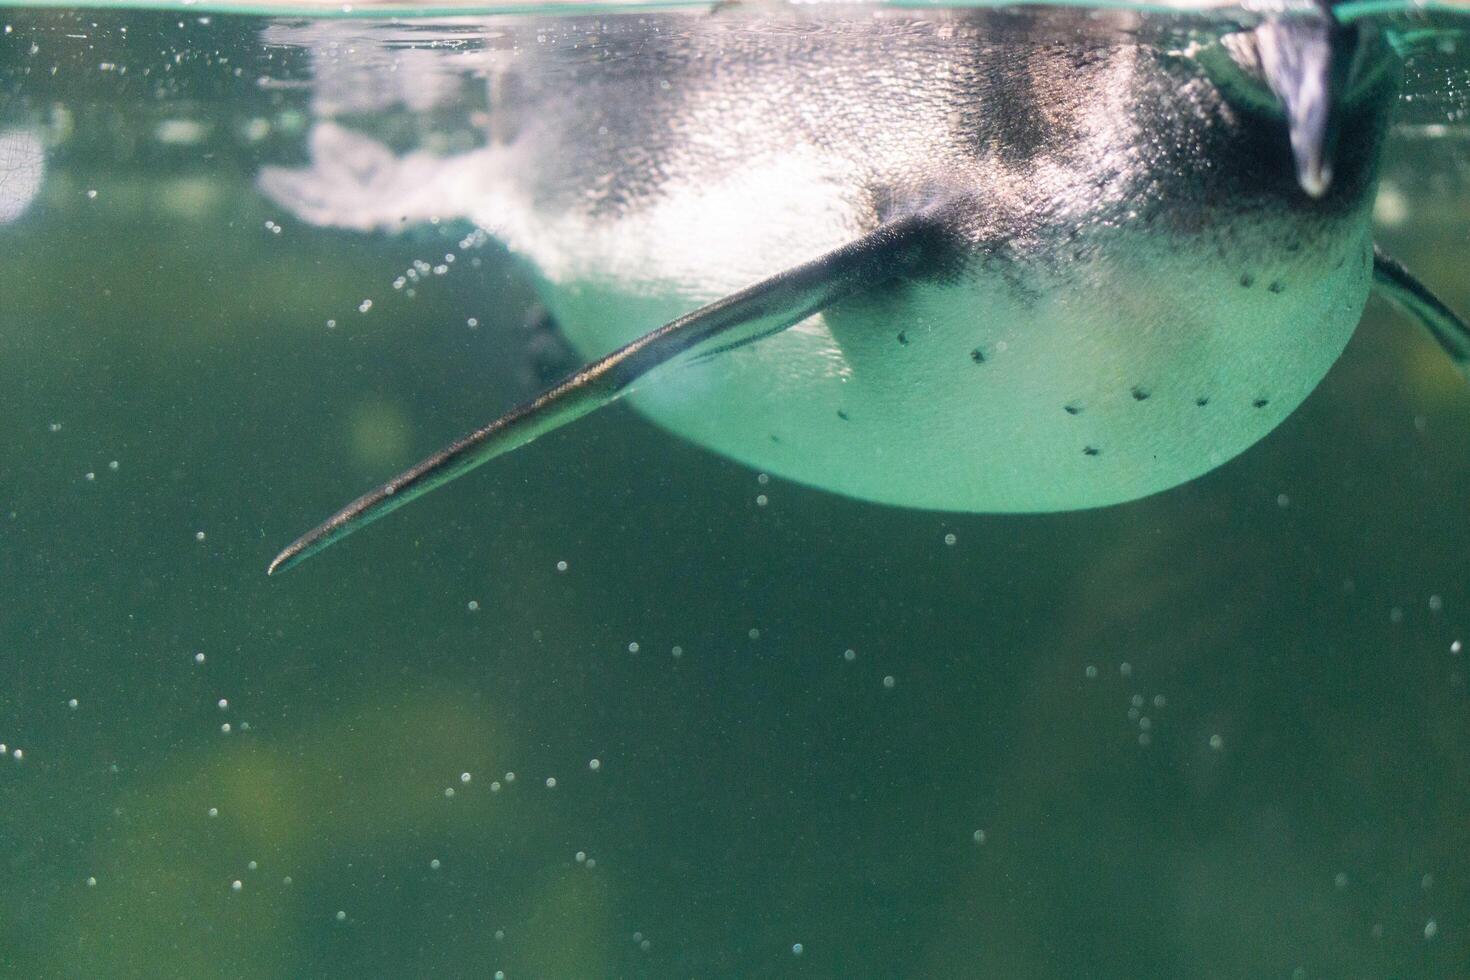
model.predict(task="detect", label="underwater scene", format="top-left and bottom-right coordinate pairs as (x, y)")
top-left (3, 0), bottom-right (1470, 975)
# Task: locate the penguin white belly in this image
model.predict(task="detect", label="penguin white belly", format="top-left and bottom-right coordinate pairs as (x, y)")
top-left (497, 157), bottom-right (1375, 512)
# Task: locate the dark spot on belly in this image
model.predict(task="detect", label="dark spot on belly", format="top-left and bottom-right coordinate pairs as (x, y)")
top-left (1253, 397), bottom-right (1270, 408)
top-left (1083, 445), bottom-right (1101, 456)
top-left (837, 409), bottom-right (850, 421)
top-left (970, 347), bottom-right (986, 364)
top-left (1131, 385), bottom-right (1151, 401)
top-left (1239, 274), bottom-right (1254, 288)
top-left (1195, 396), bottom-right (1210, 407)
top-left (1064, 403), bottom-right (1083, 416)
top-left (897, 331), bottom-right (909, 346)
top-left (1268, 281), bottom-right (1285, 294)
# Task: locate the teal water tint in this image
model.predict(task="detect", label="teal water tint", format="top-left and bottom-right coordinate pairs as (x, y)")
top-left (3, 5), bottom-right (1470, 977)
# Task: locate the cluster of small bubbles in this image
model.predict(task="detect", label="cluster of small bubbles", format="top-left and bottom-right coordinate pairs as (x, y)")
top-left (972, 829), bottom-right (987, 844)
top-left (108, 460), bottom-right (118, 471)
top-left (326, 318), bottom-right (336, 329)
top-left (545, 777), bottom-right (557, 789)
top-left (556, 560), bottom-right (568, 572)
top-left (844, 648), bottom-right (856, 662)
top-left (87, 876), bottom-right (97, 887)
top-left (231, 880), bottom-right (242, 892)
top-left (263, 219), bottom-right (282, 235)
top-left (84, 472), bottom-right (95, 482)
top-left (1085, 665), bottom-right (1097, 679)
top-left (430, 858), bottom-right (441, 870)
top-left (588, 758), bottom-right (601, 771)
top-left (757, 472), bottom-right (770, 485)
top-left (792, 943), bottom-right (804, 957)
top-left (882, 675), bottom-right (896, 689)
top-left (494, 929), bottom-right (505, 941)
top-left (1209, 734), bottom-right (1224, 751)
top-left (627, 642), bottom-right (640, 653)
top-left (748, 628), bottom-right (761, 641)
top-left (755, 494), bottom-right (768, 507)
top-left (358, 299), bottom-right (373, 313)
top-left (460, 772), bottom-right (472, 784)
top-left (944, 532), bottom-right (957, 546)
top-left (195, 530), bottom-right (206, 541)
top-left (1334, 872), bottom-right (1349, 889)
top-left (48, 422), bottom-right (61, 432)
top-left (1152, 694), bottom-right (1166, 708)
top-left (467, 600), bottom-right (479, 612)
top-left (1429, 594), bottom-right (1443, 612)
top-left (208, 807), bottom-right (218, 818)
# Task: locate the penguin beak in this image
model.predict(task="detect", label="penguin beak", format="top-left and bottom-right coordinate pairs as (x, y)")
top-left (1254, 13), bottom-right (1359, 198)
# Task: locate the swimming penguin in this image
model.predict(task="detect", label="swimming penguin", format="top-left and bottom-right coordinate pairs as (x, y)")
top-left (260, 1), bottom-right (1469, 574)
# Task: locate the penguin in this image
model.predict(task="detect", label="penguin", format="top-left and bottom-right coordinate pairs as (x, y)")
top-left (259, 1), bottom-right (1469, 574)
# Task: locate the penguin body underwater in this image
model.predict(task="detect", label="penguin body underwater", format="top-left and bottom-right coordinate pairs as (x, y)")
top-left (260, 0), bottom-right (1470, 574)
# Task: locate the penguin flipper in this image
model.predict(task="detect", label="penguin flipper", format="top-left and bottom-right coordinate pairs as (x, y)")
top-left (268, 216), bottom-right (937, 574)
top-left (1372, 244), bottom-right (1470, 379)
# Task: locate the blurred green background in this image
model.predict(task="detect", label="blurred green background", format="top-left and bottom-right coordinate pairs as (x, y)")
top-left (2, 7), bottom-right (1470, 977)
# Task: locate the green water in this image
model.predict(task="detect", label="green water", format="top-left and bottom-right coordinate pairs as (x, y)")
top-left (3, 4), bottom-right (1470, 977)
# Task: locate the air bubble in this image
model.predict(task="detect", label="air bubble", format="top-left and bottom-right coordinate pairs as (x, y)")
top-left (882, 675), bottom-right (895, 689)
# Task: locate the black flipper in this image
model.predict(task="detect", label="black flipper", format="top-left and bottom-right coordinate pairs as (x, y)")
top-left (268, 216), bottom-right (939, 574)
top-left (1372, 244), bottom-right (1470, 377)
